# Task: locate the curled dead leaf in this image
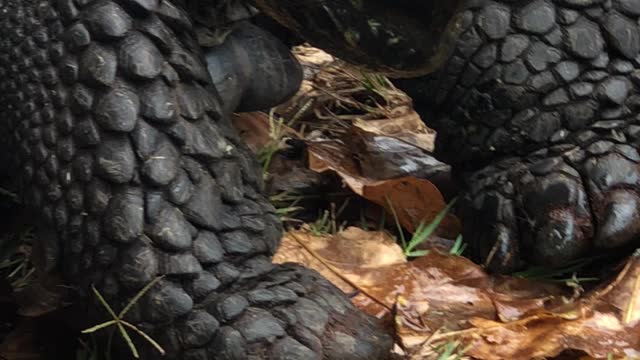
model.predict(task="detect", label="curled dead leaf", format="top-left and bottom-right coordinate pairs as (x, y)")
top-left (307, 137), bottom-right (459, 237)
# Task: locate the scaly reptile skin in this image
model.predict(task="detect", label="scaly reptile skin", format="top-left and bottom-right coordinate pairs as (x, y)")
top-left (258, 0), bottom-right (640, 272)
top-left (0, 0), bottom-right (392, 358)
top-left (394, 0), bottom-right (640, 271)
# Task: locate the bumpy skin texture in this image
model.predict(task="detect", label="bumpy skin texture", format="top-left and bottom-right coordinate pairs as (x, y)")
top-left (0, 0), bottom-right (392, 358)
top-left (392, 0), bottom-right (640, 271)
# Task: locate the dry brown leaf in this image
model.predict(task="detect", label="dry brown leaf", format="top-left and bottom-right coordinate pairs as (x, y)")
top-left (273, 228), bottom-right (406, 317)
top-left (348, 252), bottom-right (504, 328)
top-left (291, 45), bottom-right (335, 76)
top-left (307, 129), bottom-right (449, 189)
top-left (307, 135), bottom-right (459, 237)
top-left (273, 228), bottom-right (406, 278)
top-left (394, 253), bottom-right (640, 360)
top-left (307, 140), bottom-right (362, 189)
top-left (279, 47), bottom-right (415, 123)
top-left (274, 232), bottom-right (640, 359)
top-left (351, 127), bottom-right (449, 181)
top-left (273, 230), bottom-right (354, 294)
top-left (236, 45), bottom-right (457, 238)
top-left (353, 113), bottom-right (435, 153)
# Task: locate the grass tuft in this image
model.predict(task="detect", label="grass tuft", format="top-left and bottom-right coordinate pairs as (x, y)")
top-left (359, 71), bottom-right (391, 101)
top-left (269, 191), bottom-right (304, 222)
top-left (309, 209), bottom-right (331, 236)
top-left (257, 101), bottom-right (312, 178)
top-left (449, 234), bottom-right (466, 256)
top-left (386, 197), bottom-right (458, 258)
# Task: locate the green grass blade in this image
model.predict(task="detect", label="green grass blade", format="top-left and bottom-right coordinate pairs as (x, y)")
top-left (385, 195), bottom-right (406, 250)
top-left (116, 322), bottom-right (139, 359)
top-left (91, 285), bottom-right (120, 321)
top-left (121, 321), bottom-right (166, 355)
top-left (405, 198), bottom-right (457, 256)
top-left (81, 320), bottom-right (118, 334)
top-left (449, 234), bottom-right (466, 256)
top-left (119, 276), bottom-right (164, 318)
top-left (407, 250), bottom-right (429, 257)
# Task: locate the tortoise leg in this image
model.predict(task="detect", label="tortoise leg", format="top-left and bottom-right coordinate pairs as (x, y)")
top-left (0, 0), bottom-right (391, 358)
top-left (393, 0), bottom-right (640, 272)
top-left (459, 146), bottom-right (640, 273)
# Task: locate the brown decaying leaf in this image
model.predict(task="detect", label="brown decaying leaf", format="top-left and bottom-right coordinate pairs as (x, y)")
top-left (350, 126), bottom-right (449, 181)
top-left (276, 45), bottom-right (417, 124)
top-left (292, 45), bottom-right (335, 71)
top-left (307, 139), bottom-right (361, 186)
top-left (384, 253), bottom-right (640, 359)
top-left (273, 228), bottom-right (406, 317)
top-left (352, 114), bottom-right (435, 153)
top-left (307, 133), bottom-right (459, 235)
top-left (274, 227), bottom-right (640, 359)
top-left (233, 45), bottom-right (457, 239)
top-left (389, 254), bottom-right (640, 359)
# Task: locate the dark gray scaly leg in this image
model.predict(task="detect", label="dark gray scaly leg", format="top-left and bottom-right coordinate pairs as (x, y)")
top-left (394, 0), bottom-right (640, 271)
top-left (0, 0), bottom-right (392, 358)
